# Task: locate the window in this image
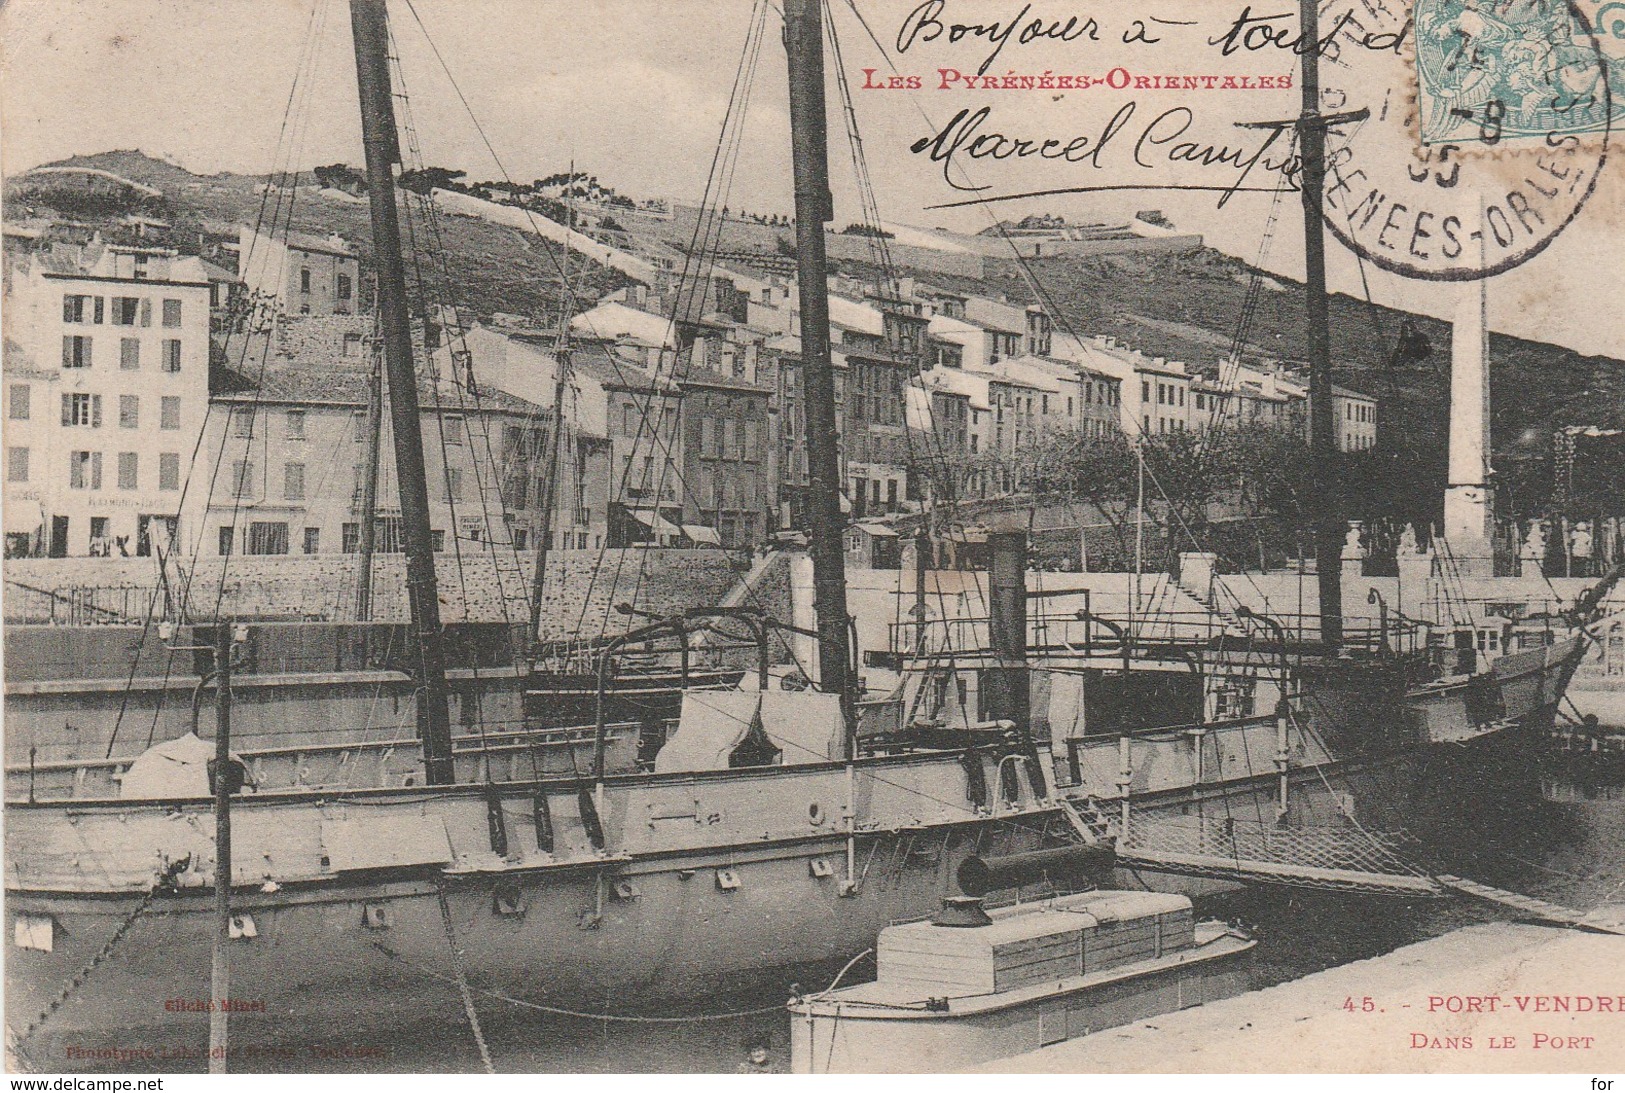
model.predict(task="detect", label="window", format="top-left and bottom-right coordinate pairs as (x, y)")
top-left (353, 409), bottom-right (367, 439)
top-left (232, 407), bottom-right (255, 438)
top-left (120, 337), bottom-right (140, 370)
top-left (286, 409), bottom-right (306, 439)
top-left (119, 395), bottom-right (139, 428)
top-left (162, 299), bottom-right (182, 327)
top-left (342, 522), bottom-right (360, 553)
top-left (63, 294), bottom-right (102, 323)
top-left (219, 526), bottom-right (234, 556)
top-left (61, 393), bottom-right (99, 427)
top-left (7, 447), bottom-right (29, 483)
top-left (117, 452), bottom-right (138, 490)
top-left (445, 466), bottom-right (463, 501)
top-left (248, 522), bottom-right (289, 555)
top-left (300, 268), bottom-right (311, 294)
top-left (160, 397), bottom-right (181, 430)
top-left (232, 460), bottom-right (254, 497)
top-left (159, 452), bottom-right (180, 491)
top-left (303, 527), bottom-right (321, 555)
top-left (337, 273), bottom-right (352, 301)
top-left (444, 415), bottom-right (465, 445)
top-left (284, 462), bottom-right (306, 501)
top-left (162, 339), bottom-right (181, 373)
top-left (69, 451), bottom-right (100, 490)
top-left (111, 297), bottom-right (140, 326)
top-left (431, 529), bottom-right (446, 552)
top-left (62, 335), bottom-right (92, 368)
top-left (342, 333), bottom-right (362, 357)
top-left (8, 384), bottom-right (29, 420)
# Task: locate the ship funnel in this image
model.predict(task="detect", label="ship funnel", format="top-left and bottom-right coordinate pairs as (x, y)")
top-left (981, 529), bottom-right (1030, 728)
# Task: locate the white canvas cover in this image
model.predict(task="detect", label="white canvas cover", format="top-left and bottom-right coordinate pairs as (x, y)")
top-left (654, 691), bottom-right (762, 773)
top-left (759, 691), bottom-right (846, 764)
top-left (119, 731), bottom-right (246, 799)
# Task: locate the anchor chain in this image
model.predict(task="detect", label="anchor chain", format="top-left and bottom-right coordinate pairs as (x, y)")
top-left (15, 881), bottom-right (165, 1044)
top-left (435, 881), bottom-right (495, 1074)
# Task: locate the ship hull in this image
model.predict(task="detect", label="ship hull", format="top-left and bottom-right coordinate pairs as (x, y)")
top-left (3, 653), bottom-right (1566, 1068)
top-left (6, 749), bottom-right (1443, 1066)
top-left (7, 822), bottom-right (1049, 1064)
top-left (1405, 635), bottom-right (1586, 746)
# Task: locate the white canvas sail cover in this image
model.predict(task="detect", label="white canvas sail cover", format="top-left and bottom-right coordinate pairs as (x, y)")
top-left (758, 691), bottom-right (845, 763)
top-left (655, 691), bottom-right (762, 773)
top-left (119, 731), bottom-right (247, 799)
top-left (655, 690), bottom-right (847, 772)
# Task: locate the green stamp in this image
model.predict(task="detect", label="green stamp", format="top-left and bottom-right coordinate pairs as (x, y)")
top-left (1414, 0), bottom-right (1622, 147)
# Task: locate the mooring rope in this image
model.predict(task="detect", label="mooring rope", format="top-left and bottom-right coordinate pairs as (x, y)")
top-left (372, 941), bottom-right (786, 1024)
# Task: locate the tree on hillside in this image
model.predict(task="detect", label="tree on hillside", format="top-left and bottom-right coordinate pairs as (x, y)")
top-left (313, 163), bottom-right (365, 193)
top-left (398, 166), bottom-right (467, 195)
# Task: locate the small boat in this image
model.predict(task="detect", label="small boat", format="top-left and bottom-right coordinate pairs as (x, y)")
top-left (788, 890), bottom-right (1255, 1073)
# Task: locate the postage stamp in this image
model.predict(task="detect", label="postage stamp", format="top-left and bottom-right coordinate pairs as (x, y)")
top-left (1412, 0), bottom-right (1625, 149)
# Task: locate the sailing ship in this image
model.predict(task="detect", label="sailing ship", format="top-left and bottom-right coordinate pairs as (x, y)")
top-left (4, 0), bottom-right (1072, 1058)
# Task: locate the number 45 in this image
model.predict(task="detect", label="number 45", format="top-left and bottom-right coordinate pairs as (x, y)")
top-left (1343, 996), bottom-right (1376, 1012)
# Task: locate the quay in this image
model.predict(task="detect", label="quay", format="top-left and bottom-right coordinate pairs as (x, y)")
top-left (982, 917), bottom-right (1625, 1073)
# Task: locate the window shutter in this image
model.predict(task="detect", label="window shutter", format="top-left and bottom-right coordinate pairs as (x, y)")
top-left (93, 297), bottom-right (105, 324)
top-left (140, 299), bottom-right (152, 327)
top-left (91, 395), bottom-right (103, 428)
top-left (90, 452), bottom-right (103, 490)
top-left (61, 393), bottom-right (72, 426)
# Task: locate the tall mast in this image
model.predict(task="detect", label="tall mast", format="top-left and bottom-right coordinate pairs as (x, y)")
top-left (350, 0), bottom-right (456, 783)
top-left (529, 193), bottom-right (576, 645)
top-left (529, 338), bottom-right (571, 644)
top-left (355, 310), bottom-right (383, 621)
top-left (783, 0), bottom-right (855, 736)
top-left (1298, 0), bottom-right (1342, 651)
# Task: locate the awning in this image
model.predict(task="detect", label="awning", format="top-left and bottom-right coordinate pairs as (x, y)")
top-left (854, 521), bottom-right (898, 537)
top-left (627, 508), bottom-right (682, 538)
top-left (681, 524), bottom-right (722, 546)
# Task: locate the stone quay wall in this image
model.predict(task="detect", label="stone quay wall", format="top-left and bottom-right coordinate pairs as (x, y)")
top-left (3, 549), bottom-right (747, 641)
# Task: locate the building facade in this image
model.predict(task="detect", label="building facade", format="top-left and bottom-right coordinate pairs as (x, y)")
top-left (678, 371), bottom-right (771, 548)
top-left (3, 242), bottom-right (212, 558)
top-left (237, 226), bottom-right (360, 318)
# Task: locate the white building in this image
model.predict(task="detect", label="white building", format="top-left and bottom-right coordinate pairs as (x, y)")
top-left (1051, 334), bottom-right (1193, 441)
top-left (237, 225), bottom-right (360, 318)
top-left (3, 242), bottom-right (212, 558)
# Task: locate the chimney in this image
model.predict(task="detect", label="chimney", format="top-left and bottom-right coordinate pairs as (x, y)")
top-left (981, 529), bottom-right (1029, 729)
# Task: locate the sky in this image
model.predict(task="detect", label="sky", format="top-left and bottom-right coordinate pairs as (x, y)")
top-left (4, 0), bottom-right (1623, 358)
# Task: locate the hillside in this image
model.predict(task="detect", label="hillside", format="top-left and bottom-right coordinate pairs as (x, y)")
top-left (5, 151), bottom-right (626, 320)
top-left (9, 151), bottom-right (1620, 518)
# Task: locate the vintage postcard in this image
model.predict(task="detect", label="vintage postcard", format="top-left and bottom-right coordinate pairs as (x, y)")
top-left (2, 0), bottom-right (1622, 1079)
